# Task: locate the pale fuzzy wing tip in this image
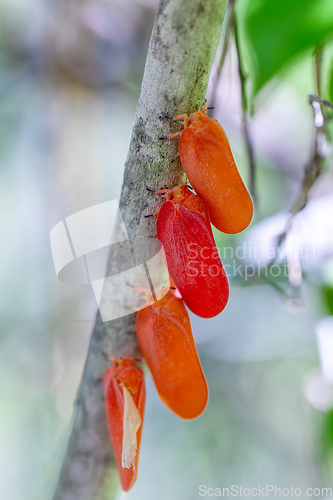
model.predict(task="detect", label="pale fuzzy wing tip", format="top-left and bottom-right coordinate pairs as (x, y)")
top-left (121, 384), bottom-right (142, 469)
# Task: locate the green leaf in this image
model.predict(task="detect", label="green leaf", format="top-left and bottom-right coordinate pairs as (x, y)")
top-left (322, 285), bottom-right (333, 315)
top-left (328, 59), bottom-right (333, 102)
top-left (320, 408), bottom-right (333, 462)
top-left (240, 0), bottom-right (333, 96)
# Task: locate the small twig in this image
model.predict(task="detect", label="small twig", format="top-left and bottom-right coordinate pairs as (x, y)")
top-left (315, 46), bottom-right (323, 97)
top-left (233, 9), bottom-right (257, 206)
top-left (309, 93), bottom-right (333, 112)
top-left (234, 265), bottom-right (294, 300)
top-left (217, 0), bottom-right (236, 76)
top-left (271, 48), bottom-right (331, 295)
top-left (290, 50), bottom-right (329, 218)
top-left (210, 0), bottom-right (236, 110)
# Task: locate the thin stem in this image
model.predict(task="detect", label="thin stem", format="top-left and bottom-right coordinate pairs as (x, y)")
top-left (290, 50), bottom-right (327, 217)
top-left (315, 46), bottom-right (323, 97)
top-left (210, 0), bottom-right (236, 109)
top-left (309, 92), bottom-right (333, 112)
top-left (233, 10), bottom-right (257, 206)
top-left (272, 48), bottom-right (329, 295)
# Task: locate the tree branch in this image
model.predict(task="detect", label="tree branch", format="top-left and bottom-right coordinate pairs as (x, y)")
top-left (53, 0), bottom-right (228, 499)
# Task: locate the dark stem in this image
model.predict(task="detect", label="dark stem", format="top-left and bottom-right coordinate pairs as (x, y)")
top-left (290, 49), bottom-right (327, 217)
top-left (271, 48), bottom-right (329, 298)
top-left (309, 92), bottom-right (333, 112)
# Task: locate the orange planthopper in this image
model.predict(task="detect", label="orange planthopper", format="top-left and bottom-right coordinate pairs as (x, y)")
top-left (136, 288), bottom-right (208, 419)
top-left (155, 184), bottom-right (229, 318)
top-left (103, 357), bottom-right (145, 491)
top-left (168, 104), bottom-right (253, 234)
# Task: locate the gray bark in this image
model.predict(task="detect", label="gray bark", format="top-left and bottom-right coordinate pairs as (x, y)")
top-left (53, 0), bottom-right (227, 498)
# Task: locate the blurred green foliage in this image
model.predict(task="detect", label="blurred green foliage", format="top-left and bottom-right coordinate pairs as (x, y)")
top-left (328, 59), bottom-right (333, 102)
top-left (322, 285), bottom-right (333, 316)
top-left (320, 408), bottom-right (333, 478)
top-left (240, 0), bottom-right (333, 96)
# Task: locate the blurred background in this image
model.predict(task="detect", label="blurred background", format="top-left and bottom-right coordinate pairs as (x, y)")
top-left (1, 0), bottom-right (333, 499)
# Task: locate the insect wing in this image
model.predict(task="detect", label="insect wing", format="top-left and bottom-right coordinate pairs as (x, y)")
top-left (180, 115), bottom-right (253, 234)
top-left (157, 201), bottom-right (229, 318)
top-left (136, 292), bottom-right (208, 419)
top-left (103, 362), bottom-right (145, 491)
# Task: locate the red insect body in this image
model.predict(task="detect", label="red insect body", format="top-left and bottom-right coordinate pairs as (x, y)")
top-left (169, 106), bottom-right (253, 234)
top-left (103, 358), bottom-right (145, 491)
top-left (156, 185), bottom-right (229, 318)
top-left (136, 289), bottom-right (208, 419)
